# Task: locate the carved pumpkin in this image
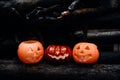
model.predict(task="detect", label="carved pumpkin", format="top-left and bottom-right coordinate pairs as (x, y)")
top-left (44, 45), bottom-right (72, 62)
top-left (17, 40), bottom-right (44, 64)
top-left (73, 42), bottom-right (99, 64)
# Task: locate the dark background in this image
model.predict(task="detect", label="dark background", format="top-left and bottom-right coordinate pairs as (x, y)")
top-left (0, 0), bottom-right (120, 80)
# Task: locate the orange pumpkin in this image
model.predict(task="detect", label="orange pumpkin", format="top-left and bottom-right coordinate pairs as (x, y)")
top-left (17, 40), bottom-right (44, 64)
top-left (73, 42), bottom-right (99, 64)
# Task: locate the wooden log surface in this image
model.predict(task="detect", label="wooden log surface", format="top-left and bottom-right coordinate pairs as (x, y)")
top-left (0, 52), bottom-right (120, 80)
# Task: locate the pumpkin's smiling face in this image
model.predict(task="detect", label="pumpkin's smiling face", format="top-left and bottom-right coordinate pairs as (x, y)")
top-left (44, 45), bottom-right (72, 62)
top-left (73, 42), bottom-right (99, 64)
top-left (17, 40), bottom-right (44, 64)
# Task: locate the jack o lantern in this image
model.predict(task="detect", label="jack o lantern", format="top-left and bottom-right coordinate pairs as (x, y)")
top-left (44, 45), bottom-right (72, 62)
top-left (17, 40), bottom-right (44, 64)
top-left (73, 42), bottom-right (99, 64)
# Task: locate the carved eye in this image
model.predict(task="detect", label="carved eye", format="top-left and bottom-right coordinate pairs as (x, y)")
top-left (61, 47), bottom-right (66, 53)
top-left (49, 47), bottom-right (54, 51)
top-left (37, 46), bottom-right (41, 51)
top-left (85, 46), bottom-right (90, 50)
top-left (77, 46), bottom-right (80, 50)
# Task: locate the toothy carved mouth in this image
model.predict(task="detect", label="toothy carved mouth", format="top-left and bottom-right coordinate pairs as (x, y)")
top-left (26, 52), bottom-right (43, 62)
top-left (78, 56), bottom-right (92, 62)
top-left (48, 53), bottom-right (69, 60)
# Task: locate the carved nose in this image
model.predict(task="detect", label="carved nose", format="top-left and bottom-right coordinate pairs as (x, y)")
top-left (56, 51), bottom-right (60, 55)
top-left (80, 50), bottom-right (84, 53)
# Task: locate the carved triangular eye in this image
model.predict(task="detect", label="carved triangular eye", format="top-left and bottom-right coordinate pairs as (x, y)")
top-left (85, 46), bottom-right (90, 50)
top-left (77, 46), bottom-right (80, 50)
top-left (37, 47), bottom-right (40, 51)
top-left (30, 47), bottom-right (33, 51)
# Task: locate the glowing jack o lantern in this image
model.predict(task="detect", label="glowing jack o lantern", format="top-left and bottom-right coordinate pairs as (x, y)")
top-left (44, 45), bottom-right (73, 62)
top-left (73, 42), bottom-right (99, 64)
top-left (17, 40), bottom-right (44, 64)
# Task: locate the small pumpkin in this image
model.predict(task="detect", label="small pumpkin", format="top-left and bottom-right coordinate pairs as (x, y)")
top-left (17, 40), bottom-right (44, 64)
top-left (44, 45), bottom-right (73, 62)
top-left (73, 42), bottom-right (99, 64)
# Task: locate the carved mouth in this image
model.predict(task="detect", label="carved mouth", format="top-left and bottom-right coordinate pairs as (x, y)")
top-left (48, 53), bottom-right (69, 60)
top-left (25, 52), bottom-right (43, 62)
top-left (78, 56), bottom-right (92, 62)
top-left (75, 53), bottom-right (92, 62)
